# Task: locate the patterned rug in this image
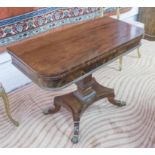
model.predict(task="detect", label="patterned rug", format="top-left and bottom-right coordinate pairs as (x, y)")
top-left (0, 40), bottom-right (155, 147)
top-left (0, 7), bottom-right (131, 47)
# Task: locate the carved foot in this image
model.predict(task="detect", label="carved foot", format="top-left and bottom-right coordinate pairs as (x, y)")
top-left (71, 121), bottom-right (80, 144)
top-left (108, 98), bottom-right (126, 107)
top-left (43, 102), bottom-right (61, 115)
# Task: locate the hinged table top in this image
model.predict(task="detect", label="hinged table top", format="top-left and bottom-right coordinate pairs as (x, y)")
top-left (7, 16), bottom-right (144, 89)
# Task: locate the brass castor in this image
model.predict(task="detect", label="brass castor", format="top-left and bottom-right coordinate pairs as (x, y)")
top-left (71, 135), bottom-right (79, 144)
top-left (115, 100), bottom-right (126, 107)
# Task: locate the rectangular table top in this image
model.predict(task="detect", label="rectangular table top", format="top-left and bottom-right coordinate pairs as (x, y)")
top-left (8, 16), bottom-right (144, 89)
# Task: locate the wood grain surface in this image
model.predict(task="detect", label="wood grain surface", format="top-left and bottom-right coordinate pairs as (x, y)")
top-left (8, 16), bottom-right (144, 89)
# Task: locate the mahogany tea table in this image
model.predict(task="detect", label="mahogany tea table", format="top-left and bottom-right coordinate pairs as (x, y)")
top-left (7, 16), bottom-right (144, 144)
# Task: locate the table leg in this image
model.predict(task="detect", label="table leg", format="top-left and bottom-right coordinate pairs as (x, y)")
top-left (43, 74), bottom-right (126, 143)
top-left (0, 90), bottom-right (19, 126)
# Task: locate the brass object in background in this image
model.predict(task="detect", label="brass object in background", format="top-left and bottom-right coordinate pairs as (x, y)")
top-left (116, 7), bottom-right (120, 19)
top-left (0, 84), bottom-right (19, 126)
top-left (137, 46), bottom-right (141, 58)
top-left (118, 56), bottom-right (123, 71)
top-left (100, 7), bottom-right (104, 17)
top-left (117, 7), bottom-right (124, 71)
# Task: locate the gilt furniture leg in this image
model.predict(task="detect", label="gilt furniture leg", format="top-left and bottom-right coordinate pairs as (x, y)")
top-left (0, 89), bottom-right (19, 126)
top-left (71, 114), bottom-right (80, 144)
top-left (137, 47), bottom-right (141, 58)
top-left (118, 47), bottom-right (141, 71)
top-left (119, 56), bottom-right (123, 71)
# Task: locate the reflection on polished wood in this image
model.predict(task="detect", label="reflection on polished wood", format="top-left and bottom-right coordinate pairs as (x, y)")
top-left (8, 16), bottom-right (143, 143)
top-left (8, 16), bottom-right (143, 89)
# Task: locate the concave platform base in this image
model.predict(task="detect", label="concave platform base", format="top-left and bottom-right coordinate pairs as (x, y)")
top-left (43, 75), bottom-right (126, 144)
